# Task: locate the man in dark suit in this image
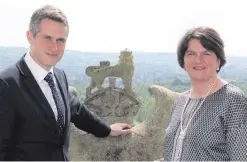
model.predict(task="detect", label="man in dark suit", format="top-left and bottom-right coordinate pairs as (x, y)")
top-left (0, 5), bottom-right (132, 161)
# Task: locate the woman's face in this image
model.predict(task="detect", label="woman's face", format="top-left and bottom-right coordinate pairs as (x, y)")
top-left (183, 39), bottom-right (220, 82)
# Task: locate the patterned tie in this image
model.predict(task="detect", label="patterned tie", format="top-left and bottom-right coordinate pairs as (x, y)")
top-left (44, 72), bottom-right (65, 139)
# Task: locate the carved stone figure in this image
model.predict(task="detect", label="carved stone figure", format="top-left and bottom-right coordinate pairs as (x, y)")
top-left (68, 48), bottom-right (181, 160)
top-left (85, 48), bottom-right (134, 98)
top-left (69, 84), bottom-right (180, 161)
top-left (84, 77), bottom-right (140, 124)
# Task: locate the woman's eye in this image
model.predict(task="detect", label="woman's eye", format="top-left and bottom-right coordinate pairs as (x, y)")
top-left (186, 52), bottom-right (194, 56)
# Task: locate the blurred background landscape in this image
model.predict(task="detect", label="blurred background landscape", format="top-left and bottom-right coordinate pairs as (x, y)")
top-left (1, 46), bottom-right (247, 123)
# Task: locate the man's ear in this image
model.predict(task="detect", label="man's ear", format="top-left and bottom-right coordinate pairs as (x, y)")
top-left (26, 31), bottom-right (33, 44)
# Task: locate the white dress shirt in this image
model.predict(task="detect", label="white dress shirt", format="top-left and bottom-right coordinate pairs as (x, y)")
top-left (24, 52), bottom-right (58, 120)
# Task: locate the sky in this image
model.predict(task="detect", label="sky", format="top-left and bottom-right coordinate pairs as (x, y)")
top-left (0, 0), bottom-right (246, 56)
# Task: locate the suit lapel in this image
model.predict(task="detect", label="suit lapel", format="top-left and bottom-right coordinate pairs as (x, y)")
top-left (16, 55), bottom-right (58, 132)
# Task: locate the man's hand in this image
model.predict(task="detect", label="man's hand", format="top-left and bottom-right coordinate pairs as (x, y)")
top-left (109, 123), bottom-right (132, 136)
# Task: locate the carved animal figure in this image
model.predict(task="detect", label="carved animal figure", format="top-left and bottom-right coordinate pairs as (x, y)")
top-left (85, 48), bottom-right (134, 98)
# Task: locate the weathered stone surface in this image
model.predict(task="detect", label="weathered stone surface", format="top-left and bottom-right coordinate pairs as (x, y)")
top-left (69, 85), bottom-right (180, 160)
top-left (84, 78), bottom-right (139, 124)
top-left (68, 48), bottom-right (181, 160)
top-left (85, 48), bottom-right (134, 98)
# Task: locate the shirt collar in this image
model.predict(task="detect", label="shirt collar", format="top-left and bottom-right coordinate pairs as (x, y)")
top-left (24, 52), bottom-right (54, 83)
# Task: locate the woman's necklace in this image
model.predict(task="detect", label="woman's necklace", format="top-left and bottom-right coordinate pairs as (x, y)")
top-left (179, 77), bottom-right (218, 140)
top-left (173, 77), bottom-right (218, 161)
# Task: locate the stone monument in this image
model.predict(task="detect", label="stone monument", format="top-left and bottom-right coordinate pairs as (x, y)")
top-left (85, 48), bottom-right (134, 99)
top-left (69, 49), bottom-right (180, 160)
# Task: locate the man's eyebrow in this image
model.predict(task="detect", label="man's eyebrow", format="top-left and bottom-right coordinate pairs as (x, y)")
top-left (42, 35), bottom-right (52, 38)
top-left (57, 38), bottom-right (66, 42)
top-left (42, 34), bottom-right (66, 42)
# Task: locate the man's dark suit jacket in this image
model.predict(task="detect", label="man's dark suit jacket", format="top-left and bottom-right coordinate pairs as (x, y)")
top-left (0, 55), bottom-right (111, 161)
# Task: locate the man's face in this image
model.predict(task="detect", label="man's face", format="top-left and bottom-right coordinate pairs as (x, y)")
top-left (26, 18), bottom-right (68, 70)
